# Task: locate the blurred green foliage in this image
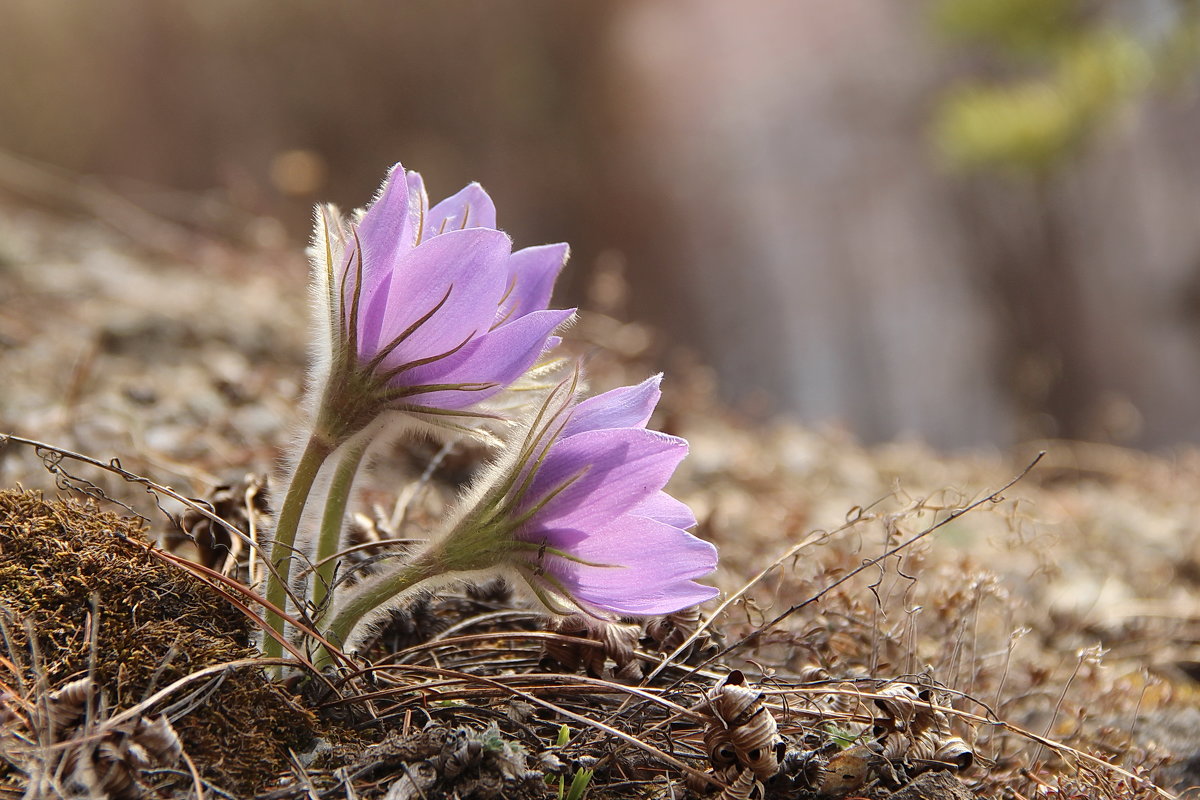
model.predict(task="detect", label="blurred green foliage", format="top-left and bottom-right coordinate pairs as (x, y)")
top-left (933, 0), bottom-right (1078, 55)
top-left (931, 0), bottom-right (1200, 174)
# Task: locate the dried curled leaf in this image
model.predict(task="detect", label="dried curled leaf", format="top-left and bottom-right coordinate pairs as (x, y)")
top-left (874, 680), bottom-right (936, 735)
top-left (172, 473), bottom-right (269, 574)
top-left (870, 679), bottom-right (974, 778)
top-left (541, 616), bottom-right (642, 680)
top-left (44, 676), bottom-right (93, 738)
top-left (910, 734), bottom-right (975, 773)
top-left (67, 714), bottom-right (183, 800)
top-left (644, 606), bottom-right (722, 663)
top-left (775, 740), bottom-right (837, 791)
top-left (717, 766), bottom-right (764, 800)
top-left (795, 663), bottom-right (831, 683)
top-left (702, 671), bottom-right (782, 781)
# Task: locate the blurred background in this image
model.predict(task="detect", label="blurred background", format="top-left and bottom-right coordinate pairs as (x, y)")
top-left (2, 0), bottom-right (1199, 451)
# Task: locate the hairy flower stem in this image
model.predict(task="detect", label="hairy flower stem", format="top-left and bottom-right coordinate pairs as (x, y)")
top-left (317, 547), bottom-right (447, 667)
top-left (311, 436), bottom-right (370, 614)
top-left (263, 435), bottom-right (335, 663)
top-left (318, 511), bottom-right (518, 663)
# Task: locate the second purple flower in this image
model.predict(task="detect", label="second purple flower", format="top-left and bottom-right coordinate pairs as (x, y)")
top-left (323, 374), bottom-right (719, 650)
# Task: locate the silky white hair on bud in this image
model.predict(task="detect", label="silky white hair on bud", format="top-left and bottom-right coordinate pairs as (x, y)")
top-left (331, 374), bottom-right (585, 652)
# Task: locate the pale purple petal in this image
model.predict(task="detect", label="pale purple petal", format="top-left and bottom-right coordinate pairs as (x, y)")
top-left (399, 308), bottom-right (574, 409)
top-left (631, 491), bottom-right (696, 529)
top-left (371, 228), bottom-right (511, 365)
top-left (355, 270), bottom-right (394, 356)
top-left (560, 375), bottom-right (662, 439)
top-left (526, 429), bottom-right (687, 532)
top-left (520, 524), bottom-right (589, 554)
top-left (406, 171), bottom-right (430, 240)
top-left (355, 164), bottom-right (425, 289)
top-left (427, 182), bottom-right (497, 236)
top-left (499, 243), bottom-right (568, 322)
top-left (543, 516), bottom-right (718, 615)
top-left (348, 168), bottom-right (427, 343)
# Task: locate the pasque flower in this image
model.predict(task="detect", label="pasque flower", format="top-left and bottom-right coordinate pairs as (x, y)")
top-left (311, 163), bottom-right (576, 440)
top-left (324, 375), bottom-right (719, 651)
top-left (265, 164), bottom-right (574, 658)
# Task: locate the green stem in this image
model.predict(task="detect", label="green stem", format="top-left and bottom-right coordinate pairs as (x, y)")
top-left (263, 435), bottom-right (334, 662)
top-left (311, 435), bottom-right (370, 614)
top-left (316, 547), bottom-right (445, 668)
top-left (315, 505), bottom-right (523, 668)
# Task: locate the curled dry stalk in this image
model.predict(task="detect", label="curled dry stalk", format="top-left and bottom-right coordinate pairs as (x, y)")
top-left (591, 456), bottom-right (1048, 765)
top-left (705, 451), bottom-right (1047, 670)
top-left (641, 454), bottom-right (1046, 693)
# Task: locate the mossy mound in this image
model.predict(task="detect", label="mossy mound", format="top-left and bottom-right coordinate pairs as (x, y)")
top-left (0, 489), bottom-right (317, 795)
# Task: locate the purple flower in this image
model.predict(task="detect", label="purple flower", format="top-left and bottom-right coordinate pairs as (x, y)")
top-left (493, 375), bottom-right (718, 616)
top-left (314, 163), bottom-right (575, 440)
top-left (323, 375), bottom-right (719, 649)
top-left (274, 162), bottom-right (575, 662)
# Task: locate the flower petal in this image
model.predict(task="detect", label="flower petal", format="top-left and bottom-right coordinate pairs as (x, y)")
top-left (631, 491), bottom-right (697, 529)
top-left (349, 167), bottom-right (428, 347)
top-left (560, 375), bottom-right (662, 439)
top-left (525, 428), bottom-right (687, 532)
top-left (543, 516), bottom-right (718, 615)
top-left (355, 164), bottom-right (425, 287)
top-left (372, 228), bottom-right (512, 366)
top-left (399, 308), bottom-right (574, 409)
top-left (427, 182), bottom-right (497, 236)
top-left (500, 243), bottom-right (568, 321)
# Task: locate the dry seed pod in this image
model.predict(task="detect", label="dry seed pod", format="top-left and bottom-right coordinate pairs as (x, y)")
top-left (174, 474), bottom-right (269, 573)
top-left (541, 616), bottom-right (640, 679)
top-left (874, 681), bottom-right (936, 734)
top-left (907, 734), bottom-right (974, 773)
top-left (776, 742), bottom-right (835, 790)
top-left (704, 671), bottom-right (781, 781)
top-left (795, 664), bottom-right (831, 683)
top-left (45, 677), bottom-right (93, 738)
top-left (717, 767), bottom-right (764, 800)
